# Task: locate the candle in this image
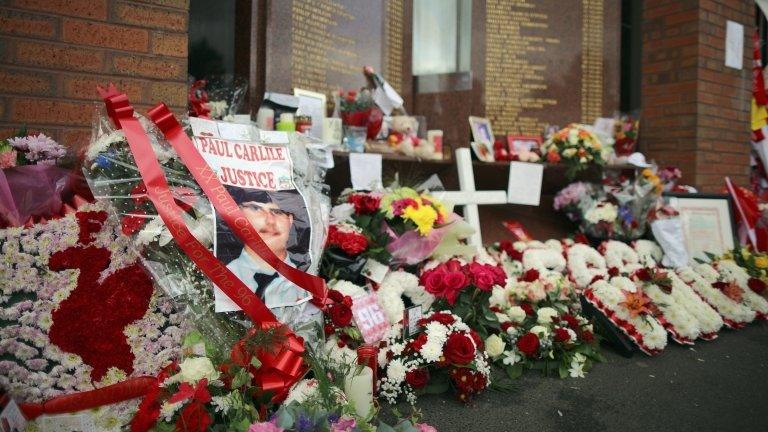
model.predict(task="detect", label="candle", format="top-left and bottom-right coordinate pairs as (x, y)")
top-left (344, 365), bottom-right (374, 418)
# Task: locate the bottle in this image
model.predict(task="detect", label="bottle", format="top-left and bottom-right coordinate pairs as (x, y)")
top-left (276, 113), bottom-right (295, 132)
top-left (256, 106), bottom-right (274, 130)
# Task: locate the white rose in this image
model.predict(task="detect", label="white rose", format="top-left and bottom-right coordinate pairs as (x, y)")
top-left (536, 307), bottom-right (558, 324)
top-left (562, 148), bottom-right (577, 158)
top-left (507, 306), bottom-right (527, 323)
top-left (174, 357), bottom-right (220, 384)
top-left (529, 325), bottom-right (549, 337)
top-left (495, 312), bottom-right (511, 323)
top-left (568, 128), bottom-right (579, 144)
top-left (485, 334), bottom-right (506, 358)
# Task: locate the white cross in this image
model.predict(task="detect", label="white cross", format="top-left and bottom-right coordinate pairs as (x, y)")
top-left (434, 148), bottom-right (507, 247)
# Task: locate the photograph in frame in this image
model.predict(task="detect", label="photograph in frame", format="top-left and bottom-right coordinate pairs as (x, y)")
top-left (663, 193), bottom-right (737, 262)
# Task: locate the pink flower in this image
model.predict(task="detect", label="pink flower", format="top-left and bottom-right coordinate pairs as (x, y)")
top-left (416, 424), bottom-right (438, 432)
top-left (248, 420), bottom-right (284, 432)
top-left (8, 133), bottom-right (66, 163)
top-left (0, 149), bottom-right (16, 168)
top-left (331, 416), bottom-right (357, 432)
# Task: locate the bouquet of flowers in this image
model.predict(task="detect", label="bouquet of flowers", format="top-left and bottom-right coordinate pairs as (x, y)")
top-left (419, 258), bottom-right (507, 339)
top-left (338, 89), bottom-right (383, 140)
top-left (322, 188), bottom-right (457, 280)
top-left (541, 124), bottom-right (606, 178)
top-left (612, 113), bottom-right (639, 157)
top-left (484, 303), bottom-right (600, 379)
top-left (377, 311), bottom-right (491, 404)
top-left (0, 131), bottom-right (75, 228)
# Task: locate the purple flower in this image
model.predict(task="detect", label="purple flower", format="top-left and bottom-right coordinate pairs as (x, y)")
top-left (296, 414), bottom-right (314, 432)
top-left (554, 182), bottom-right (590, 210)
top-left (416, 424), bottom-right (438, 432)
top-left (8, 134), bottom-right (66, 163)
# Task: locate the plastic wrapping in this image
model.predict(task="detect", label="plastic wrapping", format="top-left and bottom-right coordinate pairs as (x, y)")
top-left (83, 110), bottom-right (330, 352)
top-left (0, 165), bottom-right (71, 227)
top-left (188, 76), bottom-right (248, 120)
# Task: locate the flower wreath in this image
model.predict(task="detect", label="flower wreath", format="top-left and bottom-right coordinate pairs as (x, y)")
top-left (0, 205), bottom-right (184, 426)
top-left (633, 240), bottom-right (663, 268)
top-left (376, 270), bottom-right (435, 326)
top-left (714, 260), bottom-right (768, 319)
top-left (677, 265), bottom-right (755, 328)
top-left (600, 240), bottom-right (643, 275)
top-left (666, 272), bottom-right (724, 339)
top-left (583, 277), bottom-right (668, 355)
top-left (567, 244), bottom-right (608, 289)
top-left (630, 268), bottom-right (701, 344)
top-left (377, 311), bottom-right (490, 404)
top-left (522, 247), bottom-right (567, 277)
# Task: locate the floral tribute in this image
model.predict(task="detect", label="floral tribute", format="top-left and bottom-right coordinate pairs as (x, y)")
top-left (419, 258), bottom-right (507, 338)
top-left (677, 265), bottom-right (756, 329)
top-left (0, 204), bottom-right (184, 428)
top-left (541, 124), bottom-right (607, 178)
top-left (583, 277), bottom-right (668, 355)
top-left (0, 131), bottom-right (67, 168)
top-left (377, 312), bottom-right (491, 404)
top-left (709, 259), bottom-right (768, 319)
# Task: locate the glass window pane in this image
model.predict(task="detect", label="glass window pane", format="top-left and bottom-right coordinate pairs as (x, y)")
top-left (413, 0), bottom-right (458, 75)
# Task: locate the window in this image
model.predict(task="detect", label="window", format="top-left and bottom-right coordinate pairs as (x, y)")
top-left (412, 0), bottom-right (472, 76)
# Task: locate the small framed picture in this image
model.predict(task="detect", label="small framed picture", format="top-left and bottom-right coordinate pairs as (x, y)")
top-left (663, 193), bottom-right (737, 261)
top-left (507, 135), bottom-right (542, 153)
top-left (469, 116), bottom-right (495, 145)
top-left (293, 88), bottom-right (326, 139)
top-left (402, 305), bottom-right (424, 339)
top-left (470, 141), bottom-right (495, 162)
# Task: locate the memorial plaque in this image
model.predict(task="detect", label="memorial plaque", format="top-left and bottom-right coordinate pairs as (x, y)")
top-left (484, 0), bottom-right (618, 136)
top-left (264, 0), bottom-right (406, 100)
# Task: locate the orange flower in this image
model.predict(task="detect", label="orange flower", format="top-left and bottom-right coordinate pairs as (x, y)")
top-left (577, 148), bottom-right (587, 157)
top-left (722, 282), bottom-right (744, 302)
top-left (619, 290), bottom-right (653, 318)
top-left (578, 130), bottom-right (590, 139)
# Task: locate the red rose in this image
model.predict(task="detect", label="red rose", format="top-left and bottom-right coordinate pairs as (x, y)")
top-left (554, 327), bottom-right (571, 343)
top-left (560, 314), bottom-right (580, 330)
top-left (405, 368), bottom-right (430, 389)
top-left (329, 304), bottom-right (353, 327)
top-left (422, 268), bottom-right (447, 296)
top-left (516, 332), bottom-right (540, 357)
top-left (546, 149), bottom-right (561, 164)
top-left (490, 265), bottom-right (508, 286)
top-left (324, 324), bottom-right (334, 335)
top-left (499, 240), bottom-right (523, 261)
top-left (328, 290), bottom-right (344, 303)
top-left (176, 402), bottom-right (212, 432)
top-left (469, 329), bottom-right (484, 351)
top-left (521, 268), bottom-right (540, 283)
top-left (469, 263), bottom-right (496, 291)
top-left (520, 303), bottom-right (534, 316)
top-left (348, 193), bottom-right (381, 214)
top-left (444, 271), bottom-right (469, 291)
top-left (419, 312), bottom-right (455, 326)
top-left (500, 321), bottom-right (514, 332)
top-left (342, 296), bottom-right (353, 307)
top-left (444, 333), bottom-right (476, 365)
top-left (581, 330), bottom-right (595, 343)
top-left (748, 277), bottom-right (767, 294)
top-left (409, 332), bottom-right (429, 351)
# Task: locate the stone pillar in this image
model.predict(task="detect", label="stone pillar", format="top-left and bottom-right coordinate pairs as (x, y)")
top-left (641, 0), bottom-right (754, 191)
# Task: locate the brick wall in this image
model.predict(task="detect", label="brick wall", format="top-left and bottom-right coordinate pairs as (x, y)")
top-left (0, 0), bottom-right (189, 153)
top-left (642, 0), bottom-right (753, 192)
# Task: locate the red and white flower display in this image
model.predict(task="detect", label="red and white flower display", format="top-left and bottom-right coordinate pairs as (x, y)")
top-left (567, 244), bottom-right (608, 288)
top-left (677, 265), bottom-right (755, 328)
top-left (583, 277), bottom-right (668, 355)
top-left (377, 311), bottom-right (490, 404)
top-left (714, 260), bottom-right (768, 318)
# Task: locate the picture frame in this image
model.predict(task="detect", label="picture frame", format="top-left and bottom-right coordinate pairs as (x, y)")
top-left (293, 88), bottom-right (326, 139)
top-left (469, 116), bottom-right (495, 146)
top-left (662, 193), bottom-right (737, 261)
top-left (470, 141), bottom-right (495, 162)
top-left (506, 135), bottom-right (541, 153)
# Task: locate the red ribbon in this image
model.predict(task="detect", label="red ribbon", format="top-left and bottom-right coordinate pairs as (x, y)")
top-left (19, 377), bottom-right (156, 420)
top-left (98, 85), bottom-right (274, 324)
top-left (98, 85), bottom-right (309, 403)
top-left (146, 103), bottom-right (328, 308)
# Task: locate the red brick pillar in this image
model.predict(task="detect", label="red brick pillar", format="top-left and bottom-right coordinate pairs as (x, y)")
top-left (641, 0), bottom-right (754, 192)
top-left (0, 0), bottom-right (189, 153)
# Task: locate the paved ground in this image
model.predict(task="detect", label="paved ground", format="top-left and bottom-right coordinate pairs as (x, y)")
top-left (417, 322), bottom-right (768, 432)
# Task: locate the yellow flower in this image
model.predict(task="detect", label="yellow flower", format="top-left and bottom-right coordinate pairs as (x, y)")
top-left (755, 256), bottom-right (768, 269)
top-left (642, 168), bottom-right (654, 178)
top-left (741, 248), bottom-right (752, 260)
top-left (403, 203), bottom-right (438, 236)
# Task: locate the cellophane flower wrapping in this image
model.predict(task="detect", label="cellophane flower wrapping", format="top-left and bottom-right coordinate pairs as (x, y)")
top-left (82, 111), bottom-right (331, 354)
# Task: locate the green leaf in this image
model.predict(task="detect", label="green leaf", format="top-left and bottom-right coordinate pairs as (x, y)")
top-left (423, 378), bottom-right (450, 394)
top-left (377, 422), bottom-right (398, 432)
top-left (506, 363), bottom-right (524, 379)
top-left (276, 408), bottom-right (295, 429)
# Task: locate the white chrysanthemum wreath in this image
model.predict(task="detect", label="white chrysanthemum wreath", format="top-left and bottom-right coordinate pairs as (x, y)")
top-left (714, 260), bottom-right (768, 318)
top-left (567, 244), bottom-right (608, 289)
top-left (676, 265), bottom-right (755, 328)
top-left (376, 270), bottom-right (435, 325)
top-left (583, 277), bottom-right (668, 355)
